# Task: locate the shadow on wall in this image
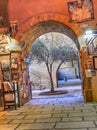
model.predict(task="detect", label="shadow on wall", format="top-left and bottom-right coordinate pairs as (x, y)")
top-left (58, 68), bottom-right (82, 86)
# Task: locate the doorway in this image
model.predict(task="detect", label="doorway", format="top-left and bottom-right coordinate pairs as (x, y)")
top-left (19, 20), bottom-right (84, 103)
top-left (29, 32), bottom-right (84, 103)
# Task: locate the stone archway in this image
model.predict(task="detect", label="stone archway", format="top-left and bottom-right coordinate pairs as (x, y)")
top-left (15, 12), bottom-right (83, 100)
top-left (15, 12), bottom-right (82, 50)
top-left (18, 20), bottom-right (82, 79)
top-left (18, 20), bottom-right (81, 52)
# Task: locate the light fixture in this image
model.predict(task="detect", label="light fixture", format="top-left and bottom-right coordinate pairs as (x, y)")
top-left (85, 29), bottom-right (97, 36)
top-left (85, 30), bottom-right (93, 35)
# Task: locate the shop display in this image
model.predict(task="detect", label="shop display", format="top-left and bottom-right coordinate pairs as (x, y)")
top-left (0, 50), bottom-right (32, 109)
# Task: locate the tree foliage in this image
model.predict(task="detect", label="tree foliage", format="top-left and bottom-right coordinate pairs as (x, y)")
top-left (29, 37), bottom-right (78, 92)
top-left (30, 40), bottom-right (49, 64)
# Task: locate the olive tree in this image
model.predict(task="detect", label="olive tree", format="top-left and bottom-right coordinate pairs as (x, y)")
top-left (30, 40), bottom-right (55, 92)
top-left (29, 39), bottom-right (78, 92)
top-left (50, 45), bottom-right (78, 87)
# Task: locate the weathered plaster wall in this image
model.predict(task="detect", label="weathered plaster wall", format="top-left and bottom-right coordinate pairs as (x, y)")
top-left (6, 0), bottom-right (97, 50)
top-left (7, 0), bottom-right (97, 28)
top-left (0, 0), bottom-right (9, 27)
top-left (8, 0), bottom-right (69, 24)
top-left (8, 0), bottom-right (82, 41)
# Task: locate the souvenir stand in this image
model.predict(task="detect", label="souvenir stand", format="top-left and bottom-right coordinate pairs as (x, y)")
top-left (81, 46), bottom-right (97, 102)
top-left (18, 49), bottom-right (32, 106)
top-left (0, 34), bottom-right (32, 109)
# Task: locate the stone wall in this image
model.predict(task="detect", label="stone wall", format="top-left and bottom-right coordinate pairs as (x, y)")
top-left (29, 61), bottom-right (79, 90)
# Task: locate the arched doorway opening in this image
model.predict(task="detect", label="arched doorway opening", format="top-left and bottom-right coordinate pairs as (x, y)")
top-left (19, 20), bottom-right (80, 51)
top-left (19, 20), bottom-right (84, 103)
top-left (29, 32), bottom-right (83, 103)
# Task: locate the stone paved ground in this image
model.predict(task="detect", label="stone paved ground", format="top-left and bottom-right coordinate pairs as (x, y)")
top-left (0, 86), bottom-right (97, 130)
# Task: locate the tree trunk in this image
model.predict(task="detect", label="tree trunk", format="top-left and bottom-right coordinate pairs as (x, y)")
top-left (56, 61), bottom-right (63, 88)
top-left (45, 63), bottom-right (54, 92)
top-left (49, 71), bottom-right (54, 92)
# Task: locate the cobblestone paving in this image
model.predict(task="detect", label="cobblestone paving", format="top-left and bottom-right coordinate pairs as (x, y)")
top-left (0, 94), bottom-right (97, 130)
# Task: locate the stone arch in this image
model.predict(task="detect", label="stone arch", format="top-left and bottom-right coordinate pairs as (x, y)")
top-left (15, 12), bottom-right (82, 50)
top-left (14, 12), bottom-right (83, 101)
top-left (19, 19), bottom-right (82, 78)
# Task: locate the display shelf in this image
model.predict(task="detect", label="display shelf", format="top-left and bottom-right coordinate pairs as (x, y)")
top-left (0, 50), bottom-right (32, 109)
top-left (2, 81), bottom-right (20, 110)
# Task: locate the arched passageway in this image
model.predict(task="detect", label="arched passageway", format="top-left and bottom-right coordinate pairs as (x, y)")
top-left (18, 19), bottom-right (83, 102)
top-left (15, 12), bottom-right (82, 43)
top-left (29, 32), bottom-right (83, 101)
top-left (19, 20), bottom-right (80, 51)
